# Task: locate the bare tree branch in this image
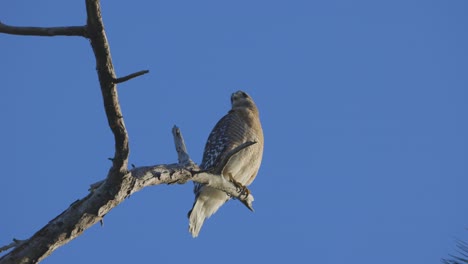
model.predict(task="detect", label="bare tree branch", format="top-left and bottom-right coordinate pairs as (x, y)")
top-left (0, 0), bottom-right (130, 262)
top-left (0, 21), bottom-right (86, 37)
top-left (85, 0), bottom-right (129, 183)
top-left (1, 2), bottom-right (130, 179)
top-left (0, 0), bottom-right (255, 263)
top-left (113, 70), bottom-right (150, 84)
top-left (173, 126), bottom-right (193, 165)
top-left (0, 127), bottom-right (255, 264)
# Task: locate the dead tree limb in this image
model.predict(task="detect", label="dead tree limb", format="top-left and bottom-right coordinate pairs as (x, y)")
top-left (0, 126), bottom-right (254, 264)
top-left (0, 1), bottom-right (255, 263)
top-left (85, 0), bottom-right (130, 184)
top-left (113, 70), bottom-right (150, 84)
top-left (0, 22), bottom-right (87, 37)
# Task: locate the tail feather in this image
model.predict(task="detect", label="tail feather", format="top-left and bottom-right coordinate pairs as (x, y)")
top-left (188, 187), bottom-right (229, 238)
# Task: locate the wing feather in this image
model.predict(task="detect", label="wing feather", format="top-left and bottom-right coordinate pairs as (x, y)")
top-left (194, 110), bottom-right (247, 195)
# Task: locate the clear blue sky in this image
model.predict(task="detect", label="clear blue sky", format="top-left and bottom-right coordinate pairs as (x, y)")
top-left (1, 1), bottom-right (467, 263)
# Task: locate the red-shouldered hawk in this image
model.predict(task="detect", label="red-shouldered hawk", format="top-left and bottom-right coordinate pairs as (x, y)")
top-left (188, 90), bottom-right (264, 237)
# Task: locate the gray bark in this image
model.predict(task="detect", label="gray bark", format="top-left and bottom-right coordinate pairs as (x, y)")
top-left (0, 1), bottom-right (255, 263)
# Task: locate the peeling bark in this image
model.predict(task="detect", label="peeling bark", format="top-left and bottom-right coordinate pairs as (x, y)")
top-left (0, 2), bottom-right (254, 262)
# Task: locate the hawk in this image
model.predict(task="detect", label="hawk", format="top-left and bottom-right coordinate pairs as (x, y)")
top-left (188, 90), bottom-right (264, 237)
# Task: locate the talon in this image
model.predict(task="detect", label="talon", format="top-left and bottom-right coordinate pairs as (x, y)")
top-left (241, 186), bottom-right (250, 196)
top-left (227, 173), bottom-right (249, 197)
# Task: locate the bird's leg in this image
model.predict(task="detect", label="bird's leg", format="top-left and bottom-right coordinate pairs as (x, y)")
top-left (226, 173), bottom-right (250, 197)
top-left (226, 173), bottom-right (254, 211)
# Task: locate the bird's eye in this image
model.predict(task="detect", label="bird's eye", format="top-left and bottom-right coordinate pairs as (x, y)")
top-left (241, 92), bottom-right (248, 98)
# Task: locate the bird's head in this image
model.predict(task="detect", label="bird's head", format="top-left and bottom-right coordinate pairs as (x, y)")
top-left (231, 90), bottom-right (257, 111)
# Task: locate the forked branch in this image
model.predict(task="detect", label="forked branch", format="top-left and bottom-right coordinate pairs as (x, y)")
top-left (0, 0), bottom-right (255, 263)
top-left (0, 127), bottom-right (256, 264)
